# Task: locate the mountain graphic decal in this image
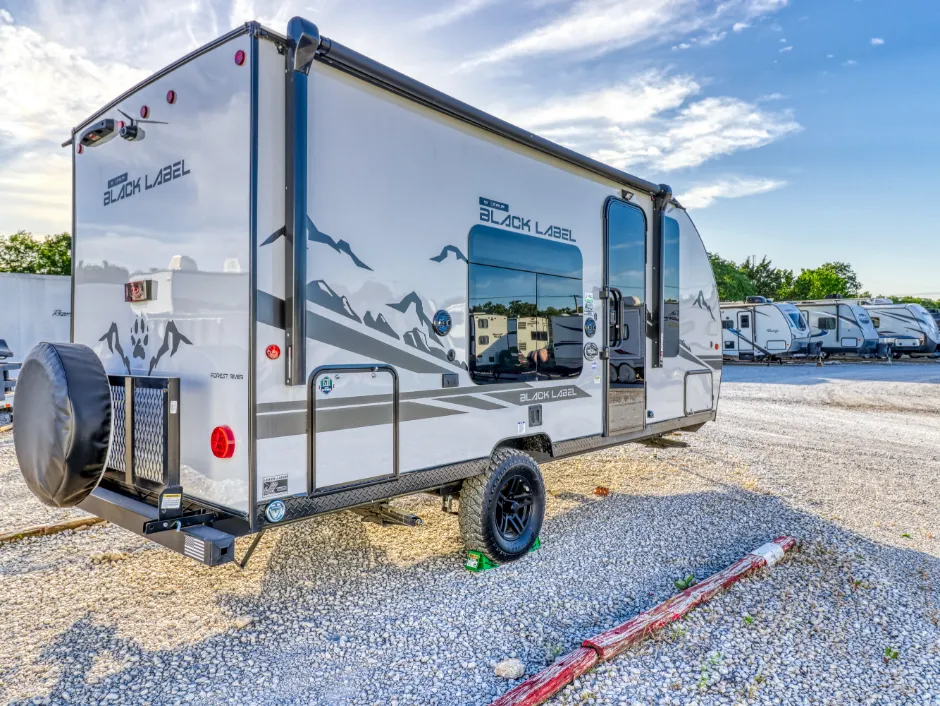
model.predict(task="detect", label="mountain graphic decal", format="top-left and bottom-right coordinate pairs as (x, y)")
top-left (364, 311), bottom-right (400, 339)
top-left (387, 292), bottom-right (442, 345)
top-left (307, 280), bottom-right (361, 322)
top-left (692, 291), bottom-right (715, 320)
top-left (430, 245), bottom-right (468, 263)
top-left (402, 327), bottom-right (453, 365)
top-left (260, 218), bottom-right (372, 271)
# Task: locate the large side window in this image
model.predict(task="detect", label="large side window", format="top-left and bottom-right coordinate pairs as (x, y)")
top-left (468, 225), bottom-right (583, 383)
top-left (606, 201), bottom-right (646, 303)
top-left (662, 216), bottom-right (681, 358)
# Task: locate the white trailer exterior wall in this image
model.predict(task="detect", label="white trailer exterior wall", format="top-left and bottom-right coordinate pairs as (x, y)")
top-left (0, 273), bottom-right (71, 360)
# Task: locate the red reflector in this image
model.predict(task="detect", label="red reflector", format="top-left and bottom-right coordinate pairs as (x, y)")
top-left (117, 120), bottom-right (125, 129)
top-left (77, 144), bottom-right (84, 154)
top-left (266, 344), bottom-right (281, 360)
top-left (234, 49), bottom-right (246, 66)
top-left (211, 426), bottom-right (235, 459)
top-left (166, 89), bottom-right (177, 104)
top-left (140, 105), bottom-right (150, 119)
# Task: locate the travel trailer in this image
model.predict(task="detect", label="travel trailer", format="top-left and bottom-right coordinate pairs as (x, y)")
top-left (851, 299), bottom-right (939, 358)
top-left (14, 18), bottom-right (722, 568)
top-left (791, 297), bottom-right (879, 357)
top-left (719, 296), bottom-right (819, 360)
top-left (0, 273), bottom-right (71, 364)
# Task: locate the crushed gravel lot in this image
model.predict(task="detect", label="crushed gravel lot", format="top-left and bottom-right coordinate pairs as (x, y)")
top-left (1, 362), bottom-right (938, 705)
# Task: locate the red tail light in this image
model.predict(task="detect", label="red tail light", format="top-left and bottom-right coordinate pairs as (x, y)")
top-left (166, 90), bottom-right (177, 104)
top-left (140, 105), bottom-right (150, 119)
top-left (211, 426), bottom-right (235, 459)
top-left (266, 344), bottom-right (281, 360)
top-left (234, 49), bottom-right (246, 66)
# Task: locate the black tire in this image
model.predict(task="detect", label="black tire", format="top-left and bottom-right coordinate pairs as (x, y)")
top-left (459, 448), bottom-right (545, 563)
top-left (14, 343), bottom-right (112, 508)
top-left (891, 351), bottom-right (902, 360)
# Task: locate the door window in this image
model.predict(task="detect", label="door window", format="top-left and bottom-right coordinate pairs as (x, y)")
top-left (739, 314), bottom-right (750, 329)
top-left (662, 216), bottom-right (680, 358)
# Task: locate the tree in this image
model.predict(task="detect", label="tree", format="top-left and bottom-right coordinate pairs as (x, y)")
top-left (781, 264), bottom-right (848, 300)
top-left (708, 252), bottom-right (756, 301)
top-left (739, 256), bottom-right (794, 300)
top-left (0, 231), bottom-right (71, 275)
top-left (820, 261), bottom-right (861, 297)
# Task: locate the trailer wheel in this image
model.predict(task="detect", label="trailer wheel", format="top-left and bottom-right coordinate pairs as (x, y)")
top-left (459, 448), bottom-right (545, 563)
top-left (891, 351), bottom-right (902, 360)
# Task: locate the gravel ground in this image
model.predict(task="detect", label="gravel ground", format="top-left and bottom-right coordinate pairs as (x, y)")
top-left (0, 362), bottom-right (938, 705)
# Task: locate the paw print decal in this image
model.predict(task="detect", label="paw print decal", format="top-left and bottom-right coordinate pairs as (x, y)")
top-left (100, 315), bottom-right (192, 375)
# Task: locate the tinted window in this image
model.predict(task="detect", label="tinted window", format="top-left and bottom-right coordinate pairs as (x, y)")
top-left (871, 316), bottom-right (880, 328)
top-left (739, 314), bottom-right (750, 328)
top-left (722, 319), bottom-right (733, 330)
top-left (606, 201), bottom-right (645, 304)
top-left (787, 313), bottom-right (806, 329)
top-left (468, 225), bottom-right (583, 383)
top-left (663, 216), bottom-right (680, 358)
top-left (819, 316), bottom-right (836, 331)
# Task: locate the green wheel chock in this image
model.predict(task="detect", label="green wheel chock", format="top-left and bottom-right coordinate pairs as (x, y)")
top-left (465, 537), bottom-right (541, 572)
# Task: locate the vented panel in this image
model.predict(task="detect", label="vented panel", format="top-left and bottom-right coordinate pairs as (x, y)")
top-left (106, 375), bottom-right (180, 489)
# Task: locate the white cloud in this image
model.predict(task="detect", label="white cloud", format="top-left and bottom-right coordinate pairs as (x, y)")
top-left (415, 0), bottom-right (497, 30)
top-left (733, 21), bottom-right (749, 32)
top-left (0, 8), bottom-right (13, 23)
top-left (843, 59), bottom-right (858, 66)
top-left (826, 53), bottom-right (834, 58)
top-left (504, 75), bottom-right (800, 172)
top-left (758, 92), bottom-right (785, 101)
top-left (779, 45), bottom-right (792, 53)
top-left (461, 0), bottom-right (788, 68)
top-left (871, 37), bottom-right (884, 45)
top-left (679, 177), bottom-right (786, 209)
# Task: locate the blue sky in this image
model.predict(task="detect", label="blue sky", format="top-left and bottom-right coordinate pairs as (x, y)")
top-left (0, 0), bottom-right (935, 296)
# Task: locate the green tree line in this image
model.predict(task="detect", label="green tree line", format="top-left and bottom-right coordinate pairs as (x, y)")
top-left (709, 253), bottom-right (939, 309)
top-left (0, 231), bottom-right (71, 276)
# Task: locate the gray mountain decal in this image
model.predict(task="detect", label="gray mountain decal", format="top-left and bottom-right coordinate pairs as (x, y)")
top-left (307, 280), bottom-right (361, 322)
top-left (402, 327), bottom-right (452, 364)
top-left (260, 218), bottom-right (372, 271)
top-left (430, 245), bottom-right (468, 263)
top-left (364, 311), bottom-right (400, 339)
top-left (387, 292), bottom-right (442, 345)
top-left (692, 290), bottom-right (716, 321)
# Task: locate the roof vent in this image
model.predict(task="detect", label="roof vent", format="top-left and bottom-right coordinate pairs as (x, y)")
top-left (745, 296), bottom-right (768, 304)
top-left (823, 293), bottom-right (842, 300)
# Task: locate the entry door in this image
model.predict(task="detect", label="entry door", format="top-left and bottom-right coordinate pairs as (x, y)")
top-left (737, 312), bottom-right (753, 351)
top-left (604, 199), bottom-right (646, 436)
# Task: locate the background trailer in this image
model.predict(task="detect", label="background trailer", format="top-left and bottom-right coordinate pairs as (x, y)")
top-left (0, 273), bottom-right (71, 361)
top-left (15, 18), bottom-right (722, 567)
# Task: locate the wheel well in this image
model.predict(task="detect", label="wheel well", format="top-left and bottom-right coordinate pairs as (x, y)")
top-left (492, 433), bottom-right (553, 463)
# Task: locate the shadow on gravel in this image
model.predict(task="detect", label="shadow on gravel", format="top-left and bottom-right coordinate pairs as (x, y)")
top-left (5, 479), bottom-right (939, 706)
top-left (724, 362), bottom-right (940, 386)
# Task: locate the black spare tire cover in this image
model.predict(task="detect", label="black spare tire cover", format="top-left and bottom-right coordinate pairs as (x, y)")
top-left (14, 343), bottom-right (112, 508)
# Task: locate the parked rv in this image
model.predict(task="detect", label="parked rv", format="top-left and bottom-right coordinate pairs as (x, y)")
top-left (0, 273), bottom-right (71, 364)
top-left (14, 18), bottom-right (722, 568)
top-left (791, 296), bottom-right (880, 357)
top-left (852, 298), bottom-right (940, 358)
top-left (720, 296), bottom-right (820, 360)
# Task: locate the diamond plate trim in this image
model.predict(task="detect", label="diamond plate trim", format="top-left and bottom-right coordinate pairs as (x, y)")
top-left (133, 386), bottom-right (166, 483)
top-left (257, 458), bottom-right (487, 527)
top-left (109, 385), bottom-right (127, 475)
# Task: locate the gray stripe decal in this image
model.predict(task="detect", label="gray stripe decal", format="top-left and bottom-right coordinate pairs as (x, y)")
top-left (257, 401), bottom-right (466, 439)
top-left (256, 290), bottom-right (452, 375)
top-left (257, 382), bottom-right (534, 414)
top-left (441, 395), bottom-right (507, 410)
top-left (485, 385), bottom-right (591, 406)
top-left (679, 344), bottom-right (722, 371)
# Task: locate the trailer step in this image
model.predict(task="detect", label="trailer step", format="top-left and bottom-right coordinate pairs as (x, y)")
top-left (465, 537), bottom-right (541, 573)
top-left (352, 503), bottom-right (424, 527)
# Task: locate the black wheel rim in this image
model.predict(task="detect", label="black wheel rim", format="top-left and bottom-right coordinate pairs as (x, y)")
top-left (494, 472), bottom-right (534, 541)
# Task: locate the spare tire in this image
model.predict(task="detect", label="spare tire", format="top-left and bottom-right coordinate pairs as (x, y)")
top-left (14, 343), bottom-right (112, 508)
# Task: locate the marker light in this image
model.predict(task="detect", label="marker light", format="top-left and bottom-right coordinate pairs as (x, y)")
top-left (234, 49), bottom-right (246, 66)
top-left (77, 144), bottom-right (84, 154)
top-left (140, 105), bottom-right (150, 119)
top-left (266, 344), bottom-right (281, 360)
top-left (166, 90), bottom-right (177, 104)
top-left (117, 120), bottom-right (125, 129)
top-left (210, 426), bottom-right (235, 459)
